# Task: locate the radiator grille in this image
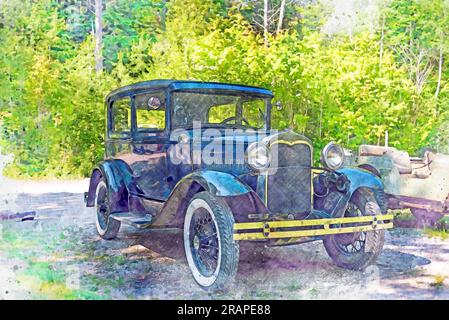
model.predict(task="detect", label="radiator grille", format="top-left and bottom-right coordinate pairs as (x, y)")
top-left (266, 142), bottom-right (312, 214)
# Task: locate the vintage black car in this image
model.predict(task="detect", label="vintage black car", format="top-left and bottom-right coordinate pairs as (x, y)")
top-left (85, 80), bottom-right (393, 291)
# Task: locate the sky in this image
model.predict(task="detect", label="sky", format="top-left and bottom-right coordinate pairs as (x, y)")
top-left (322, 0), bottom-right (381, 36)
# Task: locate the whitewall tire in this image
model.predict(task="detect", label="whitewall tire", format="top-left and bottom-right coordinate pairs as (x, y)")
top-left (183, 192), bottom-right (239, 291)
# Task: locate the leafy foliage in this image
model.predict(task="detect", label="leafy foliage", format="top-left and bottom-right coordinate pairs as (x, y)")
top-left (0, 0), bottom-right (448, 177)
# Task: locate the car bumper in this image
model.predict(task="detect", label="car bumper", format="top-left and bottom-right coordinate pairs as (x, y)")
top-left (233, 214), bottom-right (394, 241)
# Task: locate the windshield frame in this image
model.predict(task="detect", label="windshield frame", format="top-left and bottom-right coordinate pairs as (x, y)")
top-left (168, 89), bottom-right (272, 131)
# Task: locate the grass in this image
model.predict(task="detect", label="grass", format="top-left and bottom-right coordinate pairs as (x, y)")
top-left (308, 288), bottom-right (319, 298)
top-left (24, 261), bottom-right (67, 283)
top-left (430, 275), bottom-right (446, 290)
top-left (17, 274), bottom-right (107, 300)
top-left (391, 209), bottom-right (415, 221)
top-left (83, 273), bottom-right (126, 289)
top-left (424, 228), bottom-right (449, 240)
top-left (391, 209), bottom-right (449, 240)
top-left (0, 222), bottom-right (111, 300)
top-left (284, 282), bottom-right (302, 291)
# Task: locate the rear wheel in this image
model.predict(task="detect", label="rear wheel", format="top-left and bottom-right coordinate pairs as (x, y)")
top-left (323, 189), bottom-right (385, 270)
top-left (95, 179), bottom-right (121, 240)
top-left (183, 192), bottom-right (239, 291)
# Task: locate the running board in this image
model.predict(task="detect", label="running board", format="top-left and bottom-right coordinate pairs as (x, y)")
top-left (110, 212), bottom-right (153, 229)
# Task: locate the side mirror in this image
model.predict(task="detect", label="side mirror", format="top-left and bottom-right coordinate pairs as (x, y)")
top-left (275, 101), bottom-right (283, 111)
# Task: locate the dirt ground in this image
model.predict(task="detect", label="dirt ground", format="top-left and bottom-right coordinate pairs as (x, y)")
top-left (0, 153), bottom-right (448, 299)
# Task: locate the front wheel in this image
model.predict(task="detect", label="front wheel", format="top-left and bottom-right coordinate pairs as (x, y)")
top-left (183, 192), bottom-right (239, 291)
top-left (323, 189), bottom-right (385, 271)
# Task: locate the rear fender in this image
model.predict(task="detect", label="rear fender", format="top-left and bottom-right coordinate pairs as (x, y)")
top-left (86, 160), bottom-right (141, 213)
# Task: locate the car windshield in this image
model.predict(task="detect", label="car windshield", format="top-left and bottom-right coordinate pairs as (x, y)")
top-left (171, 91), bottom-right (269, 129)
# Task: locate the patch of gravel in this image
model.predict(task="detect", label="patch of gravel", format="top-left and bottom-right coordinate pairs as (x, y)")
top-left (1, 175), bottom-right (449, 299)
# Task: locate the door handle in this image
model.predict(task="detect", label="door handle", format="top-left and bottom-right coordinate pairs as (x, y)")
top-left (132, 144), bottom-right (145, 155)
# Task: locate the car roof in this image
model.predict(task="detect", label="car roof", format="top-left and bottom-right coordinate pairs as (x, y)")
top-left (105, 79), bottom-right (273, 103)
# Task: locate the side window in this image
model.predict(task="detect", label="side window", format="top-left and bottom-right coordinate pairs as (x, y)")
top-left (208, 104), bottom-right (236, 123)
top-left (242, 99), bottom-right (265, 128)
top-left (135, 92), bottom-right (166, 133)
top-left (110, 97), bottom-right (131, 138)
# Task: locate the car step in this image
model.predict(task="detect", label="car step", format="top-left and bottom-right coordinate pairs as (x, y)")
top-left (109, 212), bottom-right (153, 229)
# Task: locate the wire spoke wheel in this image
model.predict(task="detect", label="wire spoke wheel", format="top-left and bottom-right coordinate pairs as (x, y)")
top-left (96, 183), bottom-right (109, 230)
top-left (183, 192), bottom-right (239, 291)
top-left (334, 204), bottom-right (367, 254)
top-left (190, 207), bottom-right (220, 277)
top-left (95, 179), bottom-right (120, 240)
top-left (323, 189), bottom-right (385, 271)
top-left (339, 232), bottom-right (367, 254)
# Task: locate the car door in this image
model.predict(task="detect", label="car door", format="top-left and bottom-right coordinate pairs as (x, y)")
top-left (127, 91), bottom-right (173, 201)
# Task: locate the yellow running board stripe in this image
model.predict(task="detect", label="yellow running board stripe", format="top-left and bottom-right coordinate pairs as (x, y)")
top-left (233, 214), bottom-right (394, 241)
top-left (234, 214), bottom-right (393, 230)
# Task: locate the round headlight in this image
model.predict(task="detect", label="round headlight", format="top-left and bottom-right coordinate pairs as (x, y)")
top-left (321, 142), bottom-right (345, 170)
top-left (246, 142), bottom-right (271, 170)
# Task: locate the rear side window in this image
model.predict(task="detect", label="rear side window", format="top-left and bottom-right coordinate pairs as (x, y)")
top-left (135, 92), bottom-right (166, 134)
top-left (110, 97), bottom-right (131, 138)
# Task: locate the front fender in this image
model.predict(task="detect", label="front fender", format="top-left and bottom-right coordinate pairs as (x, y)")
top-left (315, 168), bottom-right (385, 218)
top-left (184, 170), bottom-right (252, 197)
top-left (337, 167), bottom-right (384, 196)
top-left (151, 170), bottom-right (252, 227)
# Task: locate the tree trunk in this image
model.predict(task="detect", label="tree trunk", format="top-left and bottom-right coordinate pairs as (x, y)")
top-left (263, 0), bottom-right (269, 47)
top-left (94, 0), bottom-right (103, 73)
top-left (435, 47), bottom-right (443, 99)
top-left (276, 0), bottom-right (286, 35)
top-left (379, 14), bottom-right (385, 69)
top-left (319, 102), bottom-right (323, 138)
top-left (161, 0), bottom-right (167, 31)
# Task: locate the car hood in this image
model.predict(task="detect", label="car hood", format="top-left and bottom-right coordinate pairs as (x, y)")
top-left (170, 128), bottom-right (283, 145)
